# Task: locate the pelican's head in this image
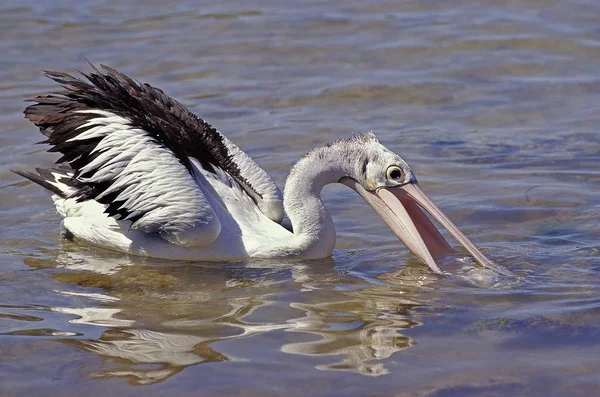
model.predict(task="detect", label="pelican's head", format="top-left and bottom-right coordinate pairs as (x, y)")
top-left (338, 133), bottom-right (511, 276)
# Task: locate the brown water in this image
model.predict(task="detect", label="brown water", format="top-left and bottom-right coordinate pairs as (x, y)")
top-left (2, 0), bottom-right (600, 395)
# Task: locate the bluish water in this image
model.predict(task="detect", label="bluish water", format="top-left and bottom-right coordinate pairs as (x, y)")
top-left (1, 0), bottom-right (600, 396)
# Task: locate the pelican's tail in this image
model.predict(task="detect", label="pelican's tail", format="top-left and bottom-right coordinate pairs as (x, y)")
top-left (12, 165), bottom-right (78, 198)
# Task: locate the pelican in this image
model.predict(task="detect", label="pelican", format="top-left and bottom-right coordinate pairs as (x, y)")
top-left (14, 65), bottom-right (511, 276)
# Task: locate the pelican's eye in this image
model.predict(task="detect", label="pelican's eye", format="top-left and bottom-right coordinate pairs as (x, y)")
top-left (386, 166), bottom-right (404, 182)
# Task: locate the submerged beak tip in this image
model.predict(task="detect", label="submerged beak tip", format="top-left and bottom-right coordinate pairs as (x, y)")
top-left (377, 183), bottom-right (513, 277)
top-left (345, 178), bottom-right (513, 277)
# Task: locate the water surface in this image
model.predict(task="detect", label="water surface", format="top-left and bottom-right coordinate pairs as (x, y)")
top-left (1, 0), bottom-right (600, 396)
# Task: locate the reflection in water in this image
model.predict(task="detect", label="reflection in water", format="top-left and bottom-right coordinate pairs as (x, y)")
top-left (37, 249), bottom-right (424, 383)
top-left (66, 329), bottom-right (221, 385)
top-left (53, 306), bottom-right (134, 327)
top-left (283, 301), bottom-right (418, 376)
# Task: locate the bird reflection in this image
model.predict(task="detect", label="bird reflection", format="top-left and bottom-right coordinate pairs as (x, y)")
top-left (37, 247), bottom-right (425, 383)
top-left (282, 301), bottom-right (419, 376)
top-left (64, 328), bottom-right (226, 385)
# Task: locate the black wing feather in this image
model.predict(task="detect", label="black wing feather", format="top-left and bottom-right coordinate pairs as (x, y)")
top-left (25, 64), bottom-right (253, 186)
top-left (22, 64), bottom-right (260, 223)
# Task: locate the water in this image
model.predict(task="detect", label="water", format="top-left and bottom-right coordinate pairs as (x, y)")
top-left (2, 0), bottom-right (600, 395)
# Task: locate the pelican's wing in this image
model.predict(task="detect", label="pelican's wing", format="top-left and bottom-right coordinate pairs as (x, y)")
top-left (24, 65), bottom-right (283, 246)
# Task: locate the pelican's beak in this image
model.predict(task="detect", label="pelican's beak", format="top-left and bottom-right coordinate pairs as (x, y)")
top-left (340, 178), bottom-right (512, 276)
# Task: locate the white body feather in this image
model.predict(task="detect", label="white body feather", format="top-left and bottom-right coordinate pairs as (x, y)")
top-left (50, 161), bottom-right (324, 260)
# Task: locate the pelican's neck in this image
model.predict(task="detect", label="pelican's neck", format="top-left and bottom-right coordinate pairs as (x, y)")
top-left (283, 145), bottom-right (356, 257)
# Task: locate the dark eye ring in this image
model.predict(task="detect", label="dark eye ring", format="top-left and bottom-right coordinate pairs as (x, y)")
top-left (386, 166), bottom-right (404, 181)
